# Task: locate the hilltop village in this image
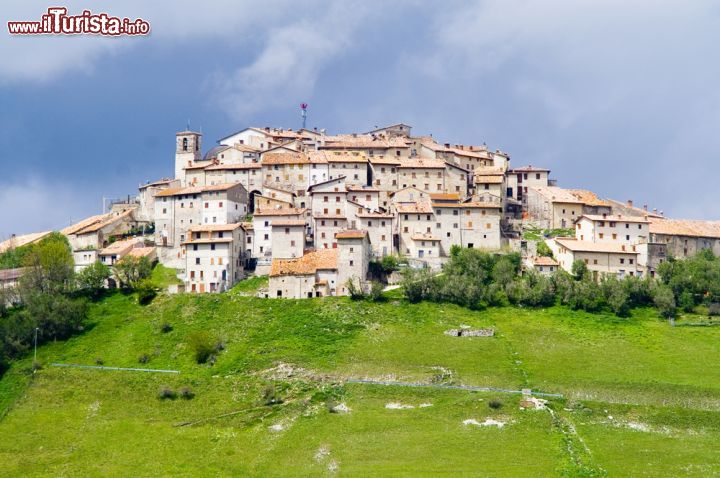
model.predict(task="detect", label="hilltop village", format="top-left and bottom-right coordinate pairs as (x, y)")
top-left (3, 123), bottom-right (719, 298)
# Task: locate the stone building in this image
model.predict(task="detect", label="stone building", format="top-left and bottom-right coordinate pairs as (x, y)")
top-left (182, 223), bottom-right (245, 293)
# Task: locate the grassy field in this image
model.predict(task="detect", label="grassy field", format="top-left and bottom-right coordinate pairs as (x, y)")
top-left (1, 277), bottom-right (719, 476)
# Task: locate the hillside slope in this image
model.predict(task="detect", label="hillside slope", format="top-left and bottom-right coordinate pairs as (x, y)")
top-left (1, 282), bottom-right (720, 477)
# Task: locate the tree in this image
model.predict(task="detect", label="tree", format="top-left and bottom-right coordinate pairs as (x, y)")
top-left (602, 277), bottom-right (630, 317)
top-left (536, 241), bottom-right (554, 258)
top-left (492, 256), bottom-right (517, 286)
top-left (401, 267), bottom-right (435, 303)
top-left (653, 284), bottom-right (676, 319)
top-left (18, 232), bottom-right (75, 297)
top-left (113, 256), bottom-right (152, 289)
top-left (76, 261), bottom-right (111, 297)
top-left (571, 260), bottom-right (589, 281)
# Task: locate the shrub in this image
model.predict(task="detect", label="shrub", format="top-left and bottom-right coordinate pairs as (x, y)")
top-left (679, 291), bottom-right (695, 313)
top-left (136, 280), bottom-right (157, 305)
top-left (262, 384), bottom-right (282, 405)
top-left (188, 331), bottom-right (217, 364)
top-left (536, 241), bottom-right (554, 258)
top-left (488, 399), bottom-right (503, 410)
top-left (346, 278), bottom-right (366, 300)
top-left (138, 353), bottom-right (150, 364)
top-left (158, 386), bottom-right (177, 400)
top-left (369, 281), bottom-right (384, 301)
top-left (95, 357), bottom-right (104, 366)
top-left (653, 284), bottom-right (676, 319)
top-left (708, 303), bottom-right (720, 317)
top-left (179, 386), bottom-right (195, 400)
top-left (571, 260), bottom-right (589, 281)
top-left (160, 322), bottom-right (173, 333)
top-left (76, 261), bottom-right (111, 297)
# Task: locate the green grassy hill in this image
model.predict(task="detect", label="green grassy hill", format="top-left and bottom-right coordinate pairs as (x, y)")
top-left (1, 279), bottom-right (720, 477)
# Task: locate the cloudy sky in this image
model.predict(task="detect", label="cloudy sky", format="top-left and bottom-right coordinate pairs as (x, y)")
top-left (1, 0), bottom-right (719, 236)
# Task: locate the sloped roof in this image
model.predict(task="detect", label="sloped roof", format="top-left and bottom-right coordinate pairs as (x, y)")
top-left (554, 238), bottom-right (639, 254)
top-left (270, 249), bottom-right (338, 277)
top-left (531, 256), bottom-right (559, 266)
top-left (568, 189), bottom-right (611, 207)
top-left (649, 218), bottom-right (720, 238)
top-left (335, 230), bottom-right (366, 239)
top-left (0, 231), bottom-right (53, 254)
top-left (530, 186), bottom-right (583, 204)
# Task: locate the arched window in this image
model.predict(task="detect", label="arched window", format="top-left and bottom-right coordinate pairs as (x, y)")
top-left (182, 137), bottom-right (188, 151)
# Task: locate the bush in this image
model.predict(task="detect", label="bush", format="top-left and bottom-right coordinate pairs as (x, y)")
top-left (188, 331), bottom-right (217, 364)
top-left (346, 278), bottom-right (366, 301)
top-left (536, 241), bottom-right (554, 258)
top-left (76, 261), bottom-right (111, 297)
top-left (158, 387), bottom-right (177, 400)
top-left (95, 357), bottom-right (104, 366)
top-left (138, 353), bottom-right (150, 364)
top-left (571, 260), bottom-right (589, 281)
top-left (653, 284), bottom-right (676, 319)
top-left (262, 384), bottom-right (282, 405)
top-left (160, 322), bottom-right (173, 333)
top-left (488, 399), bottom-right (503, 410)
top-left (136, 280), bottom-right (157, 305)
top-left (179, 386), bottom-right (195, 400)
top-left (708, 303), bottom-right (720, 317)
top-left (369, 281), bottom-right (384, 302)
top-left (678, 290), bottom-right (695, 313)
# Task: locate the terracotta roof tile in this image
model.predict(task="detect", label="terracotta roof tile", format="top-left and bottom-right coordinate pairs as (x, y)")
top-left (270, 249), bottom-right (338, 276)
top-left (649, 218), bottom-right (720, 238)
top-left (335, 230), bottom-right (366, 239)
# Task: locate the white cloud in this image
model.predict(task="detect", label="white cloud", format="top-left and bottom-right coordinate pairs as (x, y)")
top-left (207, 2), bottom-right (372, 120)
top-left (0, 177), bottom-right (98, 237)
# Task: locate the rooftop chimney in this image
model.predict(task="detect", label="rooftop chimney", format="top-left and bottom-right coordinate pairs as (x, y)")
top-left (627, 199), bottom-right (633, 207)
top-left (444, 143), bottom-right (450, 148)
top-left (653, 208), bottom-right (658, 214)
top-left (643, 204), bottom-right (648, 211)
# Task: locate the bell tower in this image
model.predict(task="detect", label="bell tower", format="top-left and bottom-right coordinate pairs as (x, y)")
top-left (175, 130), bottom-right (202, 185)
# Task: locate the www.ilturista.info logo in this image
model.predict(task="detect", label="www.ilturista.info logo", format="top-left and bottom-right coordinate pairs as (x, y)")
top-left (8, 7), bottom-right (150, 36)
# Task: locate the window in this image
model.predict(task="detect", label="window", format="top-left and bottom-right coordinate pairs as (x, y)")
top-left (182, 137), bottom-right (188, 151)
top-left (195, 258), bottom-right (200, 265)
top-left (629, 258), bottom-right (634, 264)
top-left (350, 260), bottom-right (354, 266)
top-left (211, 244), bottom-right (216, 250)
top-left (264, 234), bottom-right (269, 240)
top-left (290, 240), bottom-right (296, 246)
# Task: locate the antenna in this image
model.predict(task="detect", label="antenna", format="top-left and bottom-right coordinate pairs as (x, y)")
top-left (300, 103), bottom-right (308, 130)
top-left (186, 119), bottom-right (191, 131)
